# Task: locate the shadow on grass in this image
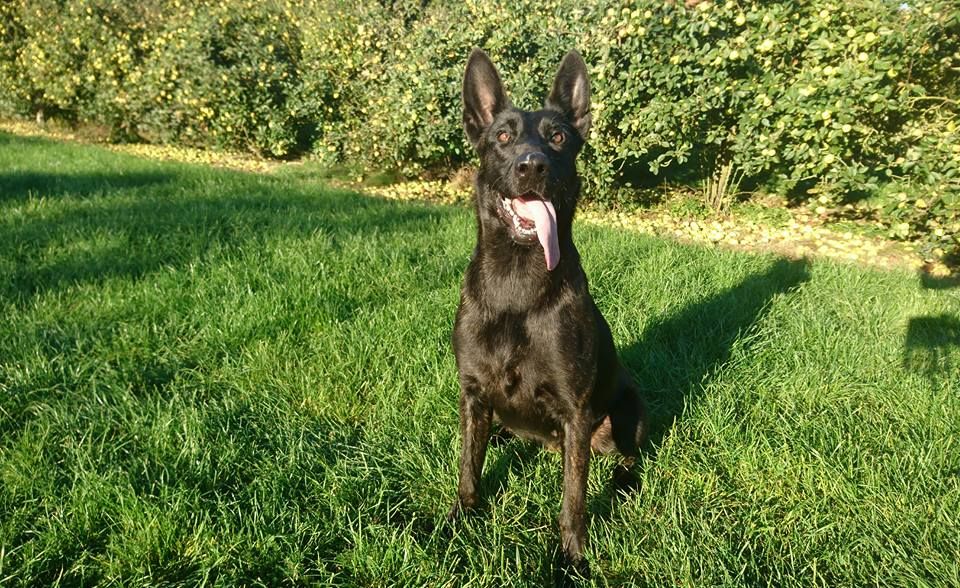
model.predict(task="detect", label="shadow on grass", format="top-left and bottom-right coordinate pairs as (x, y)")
top-left (0, 170), bottom-right (461, 304)
top-left (621, 257), bottom-right (811, 452)
top-left (478, 431), bottom-right (543, 503)
top-left (0, 170), bottom-right (178, 202)
top-left (920, 272), bottom-right (960, 290)
top-left (904, 314), bottom-right (960, 383)
top-left (0, 130), bottom-right (61, 148)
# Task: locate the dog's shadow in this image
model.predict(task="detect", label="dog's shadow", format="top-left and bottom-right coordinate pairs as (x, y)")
top-left (622, 257), bottom-right (811, 455)
top-left (478, 257), bottom-right (811, 518)
top-left (477, 429), bottom-right (542, 500)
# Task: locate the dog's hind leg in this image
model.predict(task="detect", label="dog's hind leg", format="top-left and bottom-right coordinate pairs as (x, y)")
top-left (609, 369), bottom-right (647, 457)
top-left (598, 369), bottom-right (647, 493)
top-left (591, 369), bottom-right (647, 456)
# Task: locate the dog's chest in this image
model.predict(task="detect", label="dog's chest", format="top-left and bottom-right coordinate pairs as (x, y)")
top-left (455, 304), bottom-right (593, 445)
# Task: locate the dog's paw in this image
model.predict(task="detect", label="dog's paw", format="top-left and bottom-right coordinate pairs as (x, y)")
top-left (612, 462), bottom-right (640, 498)
top-left (445, 494), bottom-right (478, 524)
top-left (446, 501), bottom-right (464, 524)
top-left (553, 549), bottom-right (591, 587)
top-left (441, 499), bottom-right (470, 542)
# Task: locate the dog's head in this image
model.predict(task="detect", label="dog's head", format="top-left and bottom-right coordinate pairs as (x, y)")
top-left (462, 49), bottom-right (591, 271)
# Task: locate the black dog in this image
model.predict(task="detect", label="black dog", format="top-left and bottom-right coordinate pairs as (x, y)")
top-left (449, 49), bottom-right (647, 578)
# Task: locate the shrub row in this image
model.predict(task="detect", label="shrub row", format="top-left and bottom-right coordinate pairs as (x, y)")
top-left (1, 0), bottom-right (958, 255)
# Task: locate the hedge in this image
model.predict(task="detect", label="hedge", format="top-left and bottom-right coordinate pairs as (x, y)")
top-left (1, 0), bottom-right (958, 254)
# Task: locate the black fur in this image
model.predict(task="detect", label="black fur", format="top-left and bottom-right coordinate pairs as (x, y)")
top-left (450, 49), bottom-right (647, 580)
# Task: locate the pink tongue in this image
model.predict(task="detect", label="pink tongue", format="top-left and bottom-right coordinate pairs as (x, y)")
top-left (513, 198), bottom-right (559, 271)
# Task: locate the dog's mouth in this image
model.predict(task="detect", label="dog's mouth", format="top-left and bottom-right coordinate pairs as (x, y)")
top-left (496, 191), bottom-right (559, 271)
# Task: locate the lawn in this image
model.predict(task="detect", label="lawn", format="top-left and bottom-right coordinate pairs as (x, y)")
top-left (1, 132), bottom-right (958, 587)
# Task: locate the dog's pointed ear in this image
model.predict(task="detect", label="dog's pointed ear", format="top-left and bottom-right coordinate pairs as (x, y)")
top-left (545, 50), bottom-right (591, 140)
top-left (463, 49), bottom-right (509, 147)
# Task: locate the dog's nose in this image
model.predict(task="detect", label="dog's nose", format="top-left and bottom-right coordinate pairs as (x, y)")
top-left (516, 152), bottom-right (548, 180)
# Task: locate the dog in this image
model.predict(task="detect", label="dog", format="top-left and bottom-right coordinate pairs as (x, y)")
top-left (448, 48), bottom-right (647, 579)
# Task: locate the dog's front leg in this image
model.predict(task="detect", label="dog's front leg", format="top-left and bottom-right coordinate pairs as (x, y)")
top-left (558, 416), bottom-right (592, 579)
top-left (448, 386), bottom-right (491, 521)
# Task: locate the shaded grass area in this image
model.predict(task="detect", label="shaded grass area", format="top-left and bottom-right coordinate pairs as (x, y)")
top-left (1, 132), bottom-right (959, 586)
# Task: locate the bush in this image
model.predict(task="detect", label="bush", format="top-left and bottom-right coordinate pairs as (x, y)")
top-left (316, 0), bottom-right (599, 176)
top-left (589, 1), bottom-right (959, 194)
top-left (0, 0), bottom-right (310, 155)
top-left (293, 2), bottom-right (410, 167)
top-left (1, 0), bottom-right (957, 255)
top-left (586, 0), bottom-right (959, 255)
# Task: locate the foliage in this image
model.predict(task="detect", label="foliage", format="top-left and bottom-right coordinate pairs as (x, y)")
top-left (0, 0), bottom-right (957, 253)
top-left (587, 0), bottom-right (959, 256)
top-left (0, 0), bottom-right (309, 155)
top-left (292, 0), bottom-right (598, 175)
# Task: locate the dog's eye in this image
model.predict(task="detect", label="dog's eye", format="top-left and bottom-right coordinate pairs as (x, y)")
top-left (550, 131), bottom-right (565, 145)
top-left (497, 131), bottom-right (511, 144)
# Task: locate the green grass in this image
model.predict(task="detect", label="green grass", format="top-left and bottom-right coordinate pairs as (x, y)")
top-left (1, 131), bottom-right (959, 587)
